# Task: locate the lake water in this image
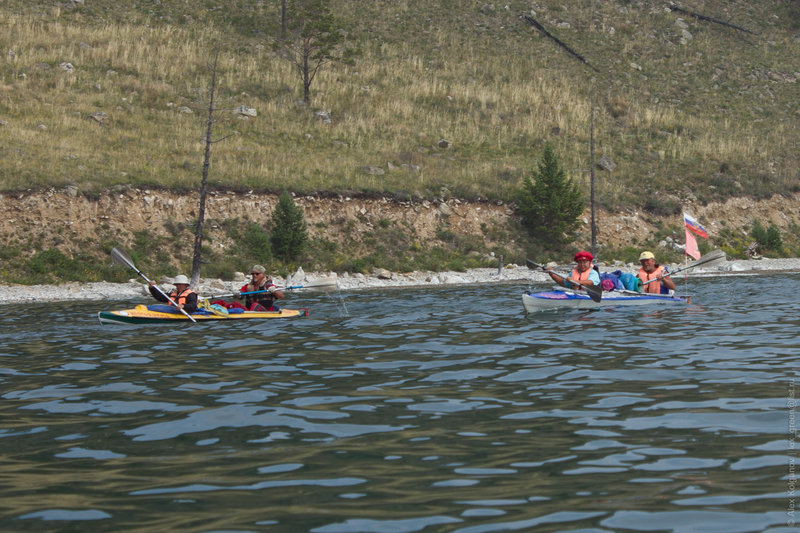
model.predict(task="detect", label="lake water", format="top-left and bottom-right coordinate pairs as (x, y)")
top-left (1, 275), bottom-right (798, 532)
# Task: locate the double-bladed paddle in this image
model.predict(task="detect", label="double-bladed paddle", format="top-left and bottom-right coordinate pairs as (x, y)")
top-left (110, 246), bottom-right (197, 323)
top-left (526, 258), bottom-right (603, 303)
top-left (641, 248), bottom-right (726, 286)
top-left (204, 279), bottom-right (339, 300)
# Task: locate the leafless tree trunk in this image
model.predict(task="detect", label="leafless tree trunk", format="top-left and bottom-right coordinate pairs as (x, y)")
top-left (190, 52), bottom-right (219, 288)
top-left (590, 92), bottom-right (597, 259)
top-left (281, 0), bottom-right (287, 39)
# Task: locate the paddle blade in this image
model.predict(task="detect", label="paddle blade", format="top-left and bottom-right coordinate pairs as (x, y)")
top-left (286, 276), bottom-right (340, 292)
top-left (110, 247), bottom-right (136, 271)
top-left (111, 246), bottom-right (156, 286)
top-left (525, 258), bottom-right (547, 271)
top-left (584, 284), bottom-right (603, 303)
top-left (695, 248), bottom-right (726, 267)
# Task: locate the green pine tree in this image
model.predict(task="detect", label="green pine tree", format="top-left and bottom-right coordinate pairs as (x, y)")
top-left (271, 191), bottom-right (308, 261)
top-left (517, 144), bottom-right (584, 246)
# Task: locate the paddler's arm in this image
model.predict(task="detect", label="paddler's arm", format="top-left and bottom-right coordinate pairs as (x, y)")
top-left (658, 269), bottom-right (676, 291)
top-left (183, 292), bottom-right (199, 313)
top-left (582, 269), bottom-right (601, 288)
top-left (545, 267), bottom-right (570, 288)
top-left (267, 285), bottom-right (285, 300)
top-left (568, 277), bottom-right (596, 289)
top-left (148, 281), bottom-right (168, 302)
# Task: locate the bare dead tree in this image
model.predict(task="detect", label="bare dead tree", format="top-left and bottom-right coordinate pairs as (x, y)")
top-left (190, 51), bottom-right (238, 288)
top-left (190, 51), bottom-right (240, 287)
top-left (522, 15), bottom-right (600, 73)
top-left (189, 52), bottom-right (219, 288)
top-left (280, 0), bottom-right (287, 39)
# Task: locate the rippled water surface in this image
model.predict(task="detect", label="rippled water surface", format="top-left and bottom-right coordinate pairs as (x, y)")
top-left (1, 275), bottom-right (798, 532)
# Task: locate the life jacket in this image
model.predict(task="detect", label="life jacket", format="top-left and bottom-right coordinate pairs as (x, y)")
top-left (168, 287), bottom-right (195, 307)
top-left (564, 267), bottom-right (593, 288)
top-left (243, 280), bottom-right (276, 309)
top-left (570, 268), bottom-right (593, 281)
top-left (637, 265), bottom-right (668, 294)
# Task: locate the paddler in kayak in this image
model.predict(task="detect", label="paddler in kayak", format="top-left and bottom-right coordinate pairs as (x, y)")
top-left (636, 251), bottom-right (676, 294)
top-left (234, 264), bottom-right (285, 311)
top-left (148, 274), bottom-right (198, 313)
top-left (545, 250), bottom-right (600, 292)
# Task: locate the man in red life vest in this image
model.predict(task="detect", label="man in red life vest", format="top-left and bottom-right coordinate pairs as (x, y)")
top-left (234, 264), bottom-right (284, 311)
top-left (636, 251), bottom-right (676, 294)
top-left (148, 274), bottom-right (198, 313)
top-left (546, 250), bottom-right (600, 291)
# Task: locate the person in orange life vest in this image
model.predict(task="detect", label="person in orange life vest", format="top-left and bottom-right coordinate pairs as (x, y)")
top-left (636, 251), bottom-right (676, 294)
top-left (545, 250), bottom-right (600, 291)
top-left (234, 264), bottom-right (284, 311)
top-left (148, 274), bottom-right (198, 313)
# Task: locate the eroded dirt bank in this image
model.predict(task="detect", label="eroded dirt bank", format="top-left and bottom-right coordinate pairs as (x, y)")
top-left (1, 188), bottom-right (799, 262)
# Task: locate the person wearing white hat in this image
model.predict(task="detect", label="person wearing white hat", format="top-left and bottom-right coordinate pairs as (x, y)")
top-left (636, 251), bottom-right (675, 294)
top-left (148, 274), bottom-right (198, 312)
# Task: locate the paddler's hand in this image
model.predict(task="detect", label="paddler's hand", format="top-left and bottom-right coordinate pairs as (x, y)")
top-left (268, 286), bottom-right (277, 293)
top-left (233, 290), bottom-right (241, 298)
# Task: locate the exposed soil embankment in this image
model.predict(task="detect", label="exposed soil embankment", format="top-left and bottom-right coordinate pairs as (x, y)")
top-left (1, 188), bottom-right (799, 263)
top-left (0, 188), bottom-right (515, 260)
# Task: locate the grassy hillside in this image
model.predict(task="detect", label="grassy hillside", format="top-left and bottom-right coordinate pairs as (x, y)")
top-left (2, 0), bottom-right (797, 211)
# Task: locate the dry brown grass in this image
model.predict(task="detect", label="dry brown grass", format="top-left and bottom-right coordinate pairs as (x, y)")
top-left (1, 1), bottom-right (797, 210)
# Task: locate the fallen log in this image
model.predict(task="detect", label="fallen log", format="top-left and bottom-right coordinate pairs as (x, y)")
top-left (522, 15), bottom-right (600, 73)
top-left (669, 3), bottom-right (758, 36)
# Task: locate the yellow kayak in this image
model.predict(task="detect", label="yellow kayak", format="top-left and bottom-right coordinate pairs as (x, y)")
top-left (98, 304), bottom-right (305, 325)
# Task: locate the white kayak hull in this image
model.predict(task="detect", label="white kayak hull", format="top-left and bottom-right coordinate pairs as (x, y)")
top-left (522, 289), bottom-right (687, 312)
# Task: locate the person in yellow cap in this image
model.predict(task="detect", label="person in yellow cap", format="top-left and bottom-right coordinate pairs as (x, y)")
top-left (636, 251), bottom-right (675, 294)
top-left (148, 274), bottom-right (198, 312)
top-left (546, 250), bottom-right (600, 291)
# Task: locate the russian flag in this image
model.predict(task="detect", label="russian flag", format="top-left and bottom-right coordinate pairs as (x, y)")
top-left (684, 212), bottom-right (708, 239)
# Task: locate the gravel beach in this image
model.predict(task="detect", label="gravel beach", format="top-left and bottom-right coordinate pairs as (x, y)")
top-left (1, 256), bottom-right (798, 305)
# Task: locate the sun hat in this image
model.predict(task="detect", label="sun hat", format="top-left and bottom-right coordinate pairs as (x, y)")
top-left (573, 251), bottom-right (593, 261)
top-left (251, 265), bottom-right (266, 274)
top-left (638, 251), bottom-right (655, 261)
top-left (173, 274), bottom-right (190, 285)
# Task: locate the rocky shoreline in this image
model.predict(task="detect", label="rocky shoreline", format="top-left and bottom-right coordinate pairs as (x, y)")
top-left (1, 257), bottom-right (799, 305)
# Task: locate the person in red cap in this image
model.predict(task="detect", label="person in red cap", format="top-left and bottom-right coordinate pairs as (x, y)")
top-left (545, 251), bottom-right (600, 291)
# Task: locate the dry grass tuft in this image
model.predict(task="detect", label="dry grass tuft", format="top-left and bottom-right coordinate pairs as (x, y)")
top-left (1, 1), bottom-right (797, 211)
